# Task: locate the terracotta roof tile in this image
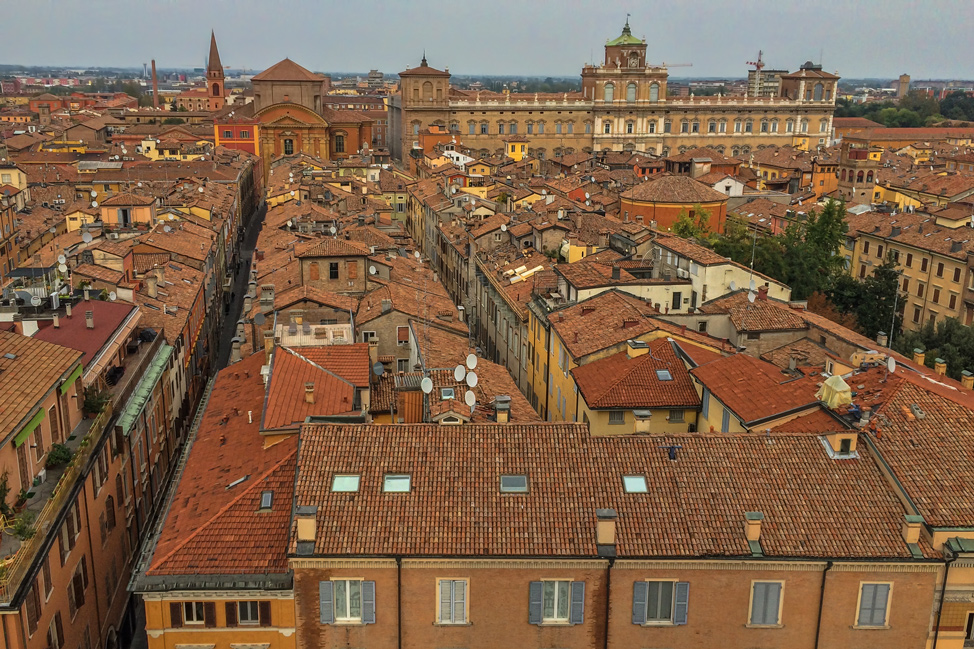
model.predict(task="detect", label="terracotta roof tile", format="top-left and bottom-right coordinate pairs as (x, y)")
top-left (262, 347), bottom-right (358, 430)
top-left (699, 291), bottom-right (806, 332)
top-left (622, 174), bottom-right (729, 204)
top-left (287, 344), bottom-right (370, 387)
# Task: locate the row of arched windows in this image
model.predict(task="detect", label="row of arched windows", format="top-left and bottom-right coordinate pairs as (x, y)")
top-left (604, 82), bottom-right (661, 103)
top-left (841, 169), bottom-right (873, 183)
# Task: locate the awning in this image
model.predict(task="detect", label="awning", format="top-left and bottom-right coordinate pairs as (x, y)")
top-left (85, 309), bottom-right (141, 386)
top-left (117, 344), bottom-right (173, 436)
top-left (59, 363), bottom-right (83, 395)
top-left (14, 409), bottom-right (45, 448)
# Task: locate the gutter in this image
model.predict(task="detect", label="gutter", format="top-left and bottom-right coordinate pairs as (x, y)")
top-left (933, 551), bottom-right (956, 649)
top-left (813, 561), bottom-right (833, 649)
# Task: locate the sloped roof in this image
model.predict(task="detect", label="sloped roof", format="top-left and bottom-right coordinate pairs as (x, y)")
top-left (622, 174), bottom-right (729, 204)
top-left (699, 291), bottom-right (807, 333)
top-left (296, 237), bottom-right (371, 259)
top-left (251, 58), bottom-right (325, 82)
top-left (262, 347), bottom-right (358, 430)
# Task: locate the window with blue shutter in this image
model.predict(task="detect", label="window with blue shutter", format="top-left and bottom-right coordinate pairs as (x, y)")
top-left (632, 581), bottom-right (649, 625)
top-left (569, 581), bottom-right (585, 625)
top-left (528, 581), bottom-right (544, 624)
top-left (633, 581), bottom-right (689, 625)
top-left (673, 582), bottom-right (689, 625)
top-left (750, 582), bottom-right (782, 625)
top-left (857, 583), bottom-right (890, 627)
top-left (319, 581), bottom-right (334, 624)
top-left (362, 581), bottom-right (376, 624)
top-left (721, 407), bottom-right (731, 433)
top-left (530, 581), bottom-right (584, 625)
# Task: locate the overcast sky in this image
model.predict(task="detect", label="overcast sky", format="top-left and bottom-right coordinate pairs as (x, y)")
top-left (1, 0), bottom-right (970, 80)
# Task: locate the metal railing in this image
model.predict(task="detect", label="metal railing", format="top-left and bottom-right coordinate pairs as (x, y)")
top-left (0, 403), bottom-right (114, 604)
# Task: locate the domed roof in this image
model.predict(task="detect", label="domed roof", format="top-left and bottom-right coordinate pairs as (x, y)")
top-left (606, 20), bottom-right (645, 46)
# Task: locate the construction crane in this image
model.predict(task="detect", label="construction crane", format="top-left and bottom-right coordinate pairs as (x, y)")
top-left (747, 50), bottom-right (765, 72)
top-left (660, 62), bottom-right (693, 68)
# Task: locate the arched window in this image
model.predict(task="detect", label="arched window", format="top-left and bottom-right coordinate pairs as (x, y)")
top-left (212, 83), bottom-right (220, 96)
top-left (745, 120), bottom-right (753, 133)
top-left (309, 262), bottom-right (320, 280)
top-left (813, 83), bottom-right (824, 101)
top-left (283, 138), bottom-right (294, 155)
top-left (624, 142), bottom-right (635, 151)
top-left (741, 145), bottom-right (751, 155)
top-left (786, 120), bottom-right (794, 133)
top-left (760, 120), bottom-right (769, 133)
top-left (649, 83), bottom-right (659, 102)
top-left (841, 169), bottom-right (847, 181)
top-left (626, 83), bottom-right (637, 103)
top-left (857, 171), bottom-right (864, 183)
top-left (603, 121), bottom-right (611, 134)
top-left (604, 83), bottom-right (614, 102)
top-left (422, 81), bottom-right (433, 100)
top-left (708, 120), bottom-right (717, 133)
top-left (334, 134), bottom-right (345, 154)
top-left (866, 171), bottom-right (874, 183)
top-left (732, 146), bottom-right (741, 156)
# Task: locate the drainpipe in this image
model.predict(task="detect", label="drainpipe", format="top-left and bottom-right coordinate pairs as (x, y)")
top-left (813, 560), bottom-right (833, 649)
top-left (933, 552), bottom-right (957, 649)
top-left (397, 556), bottom-right (403, 649)
top-left (603, 558), bottom-right (614, 649)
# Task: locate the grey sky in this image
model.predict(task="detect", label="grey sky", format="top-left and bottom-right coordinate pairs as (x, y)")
top-left (1, 0), bottom-right (971, 80)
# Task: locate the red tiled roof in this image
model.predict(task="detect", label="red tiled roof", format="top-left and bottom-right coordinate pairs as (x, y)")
top-left (286, 344), bottom-right (370, 387)
top-left (699, 291), bottom-right (807, 332)
top-left (147, 352), bottom-right (297, 576)
top-left (33, 300), bottom-right (137, 368)
top-left (262, 347), bottom-right (358, 430)
top-left (293, 423), bottom-right (920, 559)
top-left (571, 339), bottom-right (700, 409)
top-left (622, 174), bottom-right (729, 204)
top-left (296, 237), bottom-right (371, 258)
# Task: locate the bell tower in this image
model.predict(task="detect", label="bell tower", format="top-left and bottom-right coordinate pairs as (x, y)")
top-left (207, 30), bottom-right (226, 111)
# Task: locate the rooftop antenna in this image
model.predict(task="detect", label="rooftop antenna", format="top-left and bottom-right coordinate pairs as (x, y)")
top-left (659, 444), bottom-right (684, 461)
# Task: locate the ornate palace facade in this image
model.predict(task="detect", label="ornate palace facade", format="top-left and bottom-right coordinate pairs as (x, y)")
top-left (390, 22), bottom-right (839, 161)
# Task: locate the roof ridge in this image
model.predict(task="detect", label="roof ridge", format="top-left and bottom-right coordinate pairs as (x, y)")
top-left (281, 345), bottom-right (356, 389)
top-left (148, 448), bottom-right (297, 572)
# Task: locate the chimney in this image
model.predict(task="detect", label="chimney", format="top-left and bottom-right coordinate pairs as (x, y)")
top-left (876, 331), bottom-right (888, 347)
top-left (744, 511), bottom-right (764, 542)
top-left (52, 313), bottom-right (60, 328)
top-left (935, 357), bottom-right (947, 375)
top-left (913, 348), bottom-right (925, 365)
top-left (757, 285), bottom-right (769, 301)
top-left (622, 317), bottom-right (639, 329)
top-left (295, 505), bottom-right (318, 556)
top-left (243, 293), bottom-right (254, 313)
top-left (263, 329), bottom-right (275, 364)
top-left (85, 310), bottom-right (94, 329)
top-left (146, 273), bottom-right (158, 298)
top-left (596, 509), bottom-right (617, 557)
top-left (83, 287), bottom-right (90, 301)
top-left (627, 339), bottom-right (649, 359)
top-left (236, 319), bottom-right (246, 340)
top-left (65, 302), bottom-right (72, 318)
top-left (902, 514), bottom-right (923, 545)
top-left (151, 59), bottom-right (160, 109)
top-left (304, 382), bottom-right (315, 404)
top-left (381, 299), bottom-right (392, 313)
top-left (260, 284), bottom-right (275, 311)
top-left (230, 337), bottom-right (242, 363)
top-left (599, 229), bottom-right (609, 248)
top-left (494, 395), bottom-right (511, 424)
top-left (962, 370), bottom-right (974, 390)
top-left (611, 265), bottom-right (621, 280)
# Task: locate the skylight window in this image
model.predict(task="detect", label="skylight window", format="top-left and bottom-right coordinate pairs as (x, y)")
top-left (331, 475), bottom-right (360, 492)
top-left (441, 387), bottom-right (456, 401)
top-left (383, 474), bottom-right (411, 492)
top-left (226, 475), bottom-right (250, 490)
top-left (623, 475), bottom-right (648, 493)
top-left (259, 490), bottom-right (273, 510)
top-left (500, 475), bottom-right (529, 493)
top-left (655, 369), bottom-right (673, 381)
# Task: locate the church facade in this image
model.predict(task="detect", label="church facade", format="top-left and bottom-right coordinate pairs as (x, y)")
top-left (389, 22), bottom-right (839, 161)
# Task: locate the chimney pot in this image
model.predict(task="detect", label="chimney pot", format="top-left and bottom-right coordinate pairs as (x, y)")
top-left (912, 348), bottom-right (925, 366)
top-left (230, 337), bottom-right (242, 363)
top-left (934, 358), bottom-right (947, 375)
top-left (876, 331), bottom-right (888, 347)
top-left (757, 285), bottom-right (769, 301)
top-left (962, 370), bottom-right (974, 390)
top-left (744, 511), bottom-right (764, 541)
top-left (902, 514), bottom-right (923, 545)
top-left (304, 382), bottom-right (315, 404)
top-left (85, 310), bottom-right (94, 329)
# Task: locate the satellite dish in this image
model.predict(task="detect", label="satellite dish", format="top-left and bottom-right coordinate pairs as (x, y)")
top-left (57, 255), bottom-right (66, 264)
top-left (254, 313), bottom-right (265, 325)
top-left (729, 281), bottom-right (737, 291)
top-left (163, 225), bottom-right (172, 233)
top-left (585, 192), bottom-right (590, 199)
top-left (198, 186), bottom-right (204, 193)
top-left (466, 353), bottom-right (477, 370)
top-left (466, 371), bottom-right (478, 388)
top-left (887, 356), bottom-right (896, 372)
top-left (91, 201), bottom-right (98, 208)
top-left (286, 219), bottom-right (293, 228)
top-left (168, 214), bottom-right (175, 220)
top-left (542, 189), bottom-right (547, 196)
top-left (30, 296), bottom-right (42, 307)
top-left (329, 226), bottom-right (337, 235)
top-left (414, 251), bottom-right (421, 259)
top-left (90, 190), bottom-right (97, 197)
top-left (470, 199), bottom-right (476, 206)
top-left (82, 232), bottom-right (93, 243)
top-left (369, 265), bottom-right (377, 275)
top-left (290, 190), bottom-right (295, 197)
top-left (500, 224), bottom-right (507, 232)
top-left (420, 377), bottom-right (433, 394)
top-left (464, 390), bottom-right (476, 407)
top-left (109, 291), bottom-right (117, 301)
top-left (49, 227), bottom-right (57, 234)
top-left (454, 365), bottom-right (466, 381)
top-left (373, 362), bottom-right (385, 377)
top-left (451, 187), bottom-right (457, 194)
top-left (747, 291), bottom-right (756, 303)
top-left (58, 263), bottom-right (67, 273)
top-left (749, 279), bottom-right (757, 291)
top-left (137, 182), bottom-right (143, 187)
top-left (121, 148), bottom-right (127, 154)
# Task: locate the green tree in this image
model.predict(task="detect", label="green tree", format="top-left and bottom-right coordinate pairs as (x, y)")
top-left (856, 253), bottom-right (903, 340)
top-left (898, 91), bottom-right (941, 119)
top-left (162, 117), bottom-right (185, 125)
top-left (940, 91), bottom-right (974, 122)
top-left (672, 204), bottom-right (715, 244)
top-left (894, 317), bottom-right (974, 380)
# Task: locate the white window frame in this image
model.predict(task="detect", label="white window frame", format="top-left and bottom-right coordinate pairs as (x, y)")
top-left (383, 474), bottom-right (411, 492)
top-left (542, 580), bottom-right (572, 623)
top-left (437, 578), bottom-right (468, 624)
top-left (643, 580), bottom-right (677, 625)
top-left (748, 580), bottom-right (784, 627)
top-left (332, 474), bottom-right (360, 492)
top-left (183, 601), bottom-right (205, 625)
top-left (362, 331), bottom-right (377, 343)
top-left (238, 600), bottom-right (260, 625)
top-left (333, 579), bottom-right (363, 623)
top-left (855, 582), bottom-right (891, 628)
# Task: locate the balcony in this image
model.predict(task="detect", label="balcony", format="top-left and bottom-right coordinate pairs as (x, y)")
top-left (0, 403), bottom-right (113, 604)
top-left (107, 332), bottom-right (164, 408)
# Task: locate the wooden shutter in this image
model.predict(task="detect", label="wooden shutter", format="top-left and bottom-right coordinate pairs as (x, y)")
top-left (225, 602), bottom-right (237, 627)
top-left (170, 602), bottom-right (183, 628)
top-left (347, 261), bottom-right (358, 279)
top-left (66, 510), bottom-right (76, 549)
top-left (25, 584), bottom-right (39, 635)
top-left (99, 513), bottom-right (107, 543)
top-left (528, 581), bottom-right (543, 625)
top-left (362, 581), bottom-right (376, 624)
top-left (319, 581), bottom-right (334, 624)
top-left (858, 584), bottom-right (889, 626)
top-left (54, 613), bottom-right (64, 648)
top-left (569, 581), bottom-right (585, 625)
top-left (632, 581), bottom-right (649, 625)
top-left (203, 601), bottom-right (216, 628)
top-left (80, 556), bottom-right (88, 588)
top-left (259, 600), bottom-right (272, 627)
top-left (73, 572), bottom-right (85, 608)
top-left (309, 262), bottom-right (320, 281)
top-left (674, 582), bottom-right (690, 625)
top-left (439, 580), bottom-right (452, 623)
top-left (451, 581), bottom-right (464, 624)
top-left (397, 326), bottom-right (409, 343)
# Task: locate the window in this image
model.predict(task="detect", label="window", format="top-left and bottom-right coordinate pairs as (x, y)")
top-left (656, 369), bottom-right (673, 381)
top-left (856, 583), bottom-right (890, 627)
top-left (906, 252), bottom-right (913, 267)
top-left (950, 294), bottom-right (957, 310)
top-left (626, 83), bottom-right (637, 102)
top-left (498, 123), bottom-right (504, 135)
top-left (397, 358), bottom-right (409, 372)
top-left (283, 139), bottom-right (294, 155)
top-left (480, 122), bottom-right (488, 134)
top-left (240, 130), bottom-right (249, 138)
top-left (527, 123), bottom-right (533, 134)
top-left (623, 475), bottom-right (648, 493)
top-left (708, 120), bottom-right (716, 133)
top-left (917, 283), bottom-right (924, 298)
top-left (259, 491), bottom-right (273, 510)
top-left (383, 474), bottom-right (410, 492)
top-left (468, 123), bottom-right (475, 135)
top-left (632, 581), bottom-right (689, 625)
top-left (604, 121), bottom-right (611, 134)
top-left (877, 244), bottom-right (884, 258)
top-left (954, 267), bottom-right (962, 283)
top-left (648, 121), bottom-right (656, 133)
top-left (440, 387), bottom-right (455, 400)
top-left (538, 122), bottom-right (544, 134)
top-left (555, 122), bottom-right (562, 134)
top-left (649, 83), bottom-right (659, 102)
top-left (937, 262), bottom-right (945, 277)
top-left (734, 120), bottom-right (742, 133)
top-left (329, 262), bottom-right (339, 279)
top-left (334, 134), bottom-right (345, 154)
top-left (500, 475), bottom-right (528, 493)
top-left (608, 411), bottom-right (625, 425)
top-left (681, 121), bottom-right (689, 134)
top-left (604, 83), bottom-right (614, 102)
top-left (902, 278), bottom-right (909, 292)
top-left (669, 409), bottom-right (684, 423)
top-left (238, 601), bottom-right (261, 625)
top-left (862, 241), bottom-right (870, 254)
top-left (626, 121), bottom-right (634, 134)
top-left (745, 120), bottom-right (753, 133)
top-left (761, 120), bottom-right (768, 133)
top-left (438, 579), bottom-right (467, 624)
top-left (326, 579), bottom-right (370, 623)
top-left (183, 601), bottom-right (206, 624)
top-left (47, 614), bottom-right (64, 649)
top-left (332, 475), bottom-right (360, 492)
top-left (567, 121), bottom-right (573, 134)
top-left (749, 582), bottom-right (782, 626)
top-left (921, 257), bottom-right (929, 272)
top-left (913, 306), bottom-right (921, 323)
top-left (223, 130), bottom-right (232, 138)
top-left (747, 332), bottom-right (761, 340)
top-left (528, 580), bottom-right (585, 625)
top-left (510, 122), bottom-right (517, 134)
top-left (933, 288), bottom-right (941, 304)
